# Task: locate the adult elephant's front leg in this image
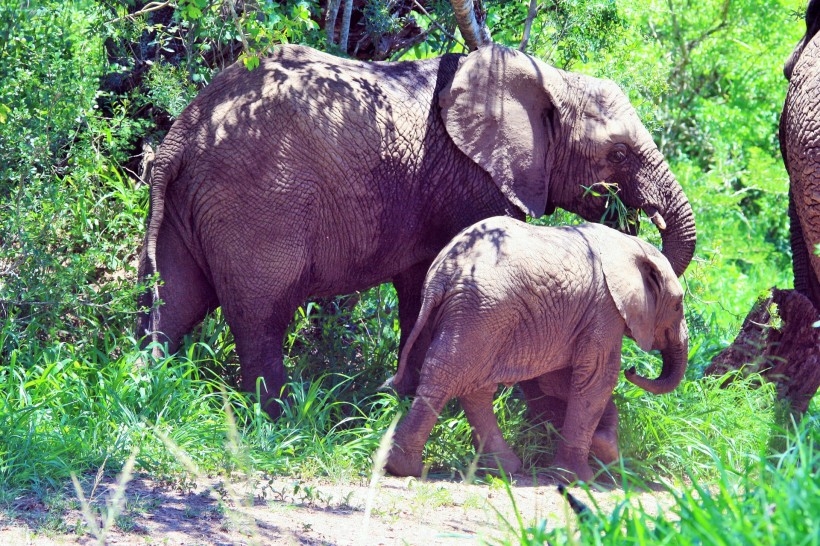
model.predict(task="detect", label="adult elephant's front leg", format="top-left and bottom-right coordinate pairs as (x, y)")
top-left (392, 262), bottom-right (434, 396)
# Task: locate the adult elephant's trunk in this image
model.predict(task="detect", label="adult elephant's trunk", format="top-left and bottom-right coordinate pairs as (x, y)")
top-left (624, 326), bottom-right (688, 395)
top-left (658, 187), bottom-right (696, 278)
top-left (642, 167), bottom-right (697, 278)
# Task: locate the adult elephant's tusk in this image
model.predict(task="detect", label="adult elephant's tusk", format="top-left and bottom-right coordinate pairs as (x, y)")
top-left (645, 207), bottom-right (667, 230)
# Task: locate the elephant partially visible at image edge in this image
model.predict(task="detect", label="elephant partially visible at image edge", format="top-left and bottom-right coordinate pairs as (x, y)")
top-left (781, 0), bottom-right (820, 313)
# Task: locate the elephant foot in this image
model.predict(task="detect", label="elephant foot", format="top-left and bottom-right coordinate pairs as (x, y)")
top-left (590, 429), bottom-right (619, 465)
top-left (391, 373), bottom-right (419, 397)
top-left (385, 445), bottom-right (423, 477)
top-left (552, 448), bottom-right (594, 484)
top-left (478, 450), bottom-right (522, 475)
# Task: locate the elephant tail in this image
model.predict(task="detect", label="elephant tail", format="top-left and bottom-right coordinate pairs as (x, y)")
top-left (138, 141), bottom-right (184, 345)
top-left (391, 281), bottom-right (446, 389)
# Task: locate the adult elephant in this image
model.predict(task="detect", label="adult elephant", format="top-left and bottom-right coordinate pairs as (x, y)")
top-left (782, 0), bottom-right (820, 312)
top-left (137, 42), bottom-right (696, 416)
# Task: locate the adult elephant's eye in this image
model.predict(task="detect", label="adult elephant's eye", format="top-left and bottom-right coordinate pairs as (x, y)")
top-left (608, 144), bottom-right (629, 164)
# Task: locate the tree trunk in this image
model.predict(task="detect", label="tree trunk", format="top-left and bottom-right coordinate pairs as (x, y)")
top-left (519, 0), bottom-right (538, 52)
top-left (706, 288), bottom-right (820, 416)
top-left (450, 0), bottom-right (492, 50)
top-left (325, 0), bottom-right (342, 45)
top-left (339, 0), bottom-right (354, 52)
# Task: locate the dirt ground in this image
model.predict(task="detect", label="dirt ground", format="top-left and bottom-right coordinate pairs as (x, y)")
top-left (1, 472), bottom-right (674, 545)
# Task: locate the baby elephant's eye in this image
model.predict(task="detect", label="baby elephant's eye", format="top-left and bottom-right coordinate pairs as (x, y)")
top-left (607, 144), bottom-right (629, 164)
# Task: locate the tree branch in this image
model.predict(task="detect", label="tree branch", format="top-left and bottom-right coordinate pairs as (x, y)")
top-left (411, 0), bottom-right (462, 46)
top-left (108, 1), bottom-right (171, 24)
top-left (519, 0), bottom-right (539, 52)
top-left (326, 0), bottom-right (342, 45)
top-left (339, 0), bottom-right (354, 52)
top-left (451, 0), bottom-right (493, 51)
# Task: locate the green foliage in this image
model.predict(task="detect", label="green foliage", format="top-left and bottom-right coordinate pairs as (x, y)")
top-left (617, 372), bottom-right (777, 481)
top-left (0, 1), bottom-right (817, 542)
top-left (487, 0), bottom-right (625, 68)
top-left (0, 0), bottom-right (102, 186)
top-left (0, 0), bottom-right (146, 361)
top-left (398, 0), bottom-right (461, 59)
top-left (535, 417), bottom-right (820, 545)
top-left (284, 285), bottom-right (401, 399)
top-left (362, 0), bottom-right (406, 38)
top-left (145, 63), bottom-right (198, 118)
top-left (676, 151), bottom-right (791, 327)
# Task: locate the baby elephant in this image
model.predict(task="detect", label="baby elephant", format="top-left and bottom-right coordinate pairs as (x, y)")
top-left (385, 218), bottom-right (688, 482)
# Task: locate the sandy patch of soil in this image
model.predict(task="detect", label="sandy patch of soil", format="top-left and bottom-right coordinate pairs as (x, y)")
top-left (1, 473), bottom-right (673, 545)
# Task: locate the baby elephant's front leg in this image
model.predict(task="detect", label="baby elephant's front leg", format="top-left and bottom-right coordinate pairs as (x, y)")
top-left (553, 353), bottom-right (620, 483)
top-left (460, 387), bottom-right (522, 474)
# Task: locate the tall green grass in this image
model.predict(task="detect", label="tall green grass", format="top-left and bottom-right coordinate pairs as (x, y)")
top-left (526, 415), bottom-right (820, 546)
top-left (1, 274), bottom-right (817, 545)
top-left (0, 2), bottom-right (816, 543)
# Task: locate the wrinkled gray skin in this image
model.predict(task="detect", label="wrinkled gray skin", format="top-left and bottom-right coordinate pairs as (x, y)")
top-left (518, 368), bottom-right (620, 465)
top-left (782, 0), bottom-right (820, 312)
top-left (137, 43), bottom-right (696, 416)
top-left (385, 219), bottom-right (688, 483)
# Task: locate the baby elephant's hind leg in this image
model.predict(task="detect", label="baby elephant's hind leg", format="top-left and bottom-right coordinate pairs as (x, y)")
top-left (590, 398), bottom-right (619, 464)
top-left (386, 386), bottom-right (448, 477)
top-left (460, 387), bottom-right (522, 475)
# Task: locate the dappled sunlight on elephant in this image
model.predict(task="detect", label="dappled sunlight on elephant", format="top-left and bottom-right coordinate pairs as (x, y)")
top-left (138, 42), bottom-right (695, 417)
top-left (384, 219), bottom-right (688, 483)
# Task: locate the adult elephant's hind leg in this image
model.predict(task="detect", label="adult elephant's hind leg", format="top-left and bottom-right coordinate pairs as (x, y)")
top-left (227, 308), bottom-right (293, 419)
top-left (138, 221), bottom-right (217, 354)
top-left (460, 386), bottom-right (522, 475)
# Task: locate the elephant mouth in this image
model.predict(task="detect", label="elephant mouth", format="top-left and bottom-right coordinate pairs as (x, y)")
top-left (598, 203), bottom-right (668, 240)
top-left (599, 204), bottom-right (640, 236)
top-left (575, 185), bottom-right (680, 247)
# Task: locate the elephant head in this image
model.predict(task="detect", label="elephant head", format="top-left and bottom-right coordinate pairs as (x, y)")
top-left (784, 0), bottom-right (820, 80)
top-left (439, 44), bottom-right (696, 277)
top-left (595, 229), bottom-right (689, 394)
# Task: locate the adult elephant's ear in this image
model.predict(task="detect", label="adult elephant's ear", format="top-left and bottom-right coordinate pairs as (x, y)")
top-left (594, 226), bottom-right (674, 352)
top-left (440, 44), bottom-right (554, 218)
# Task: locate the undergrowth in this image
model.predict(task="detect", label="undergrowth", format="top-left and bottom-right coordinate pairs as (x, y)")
top-left (1, 1), bottom-right (817, 544)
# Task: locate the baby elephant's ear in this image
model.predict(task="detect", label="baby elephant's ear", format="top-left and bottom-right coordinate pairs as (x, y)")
top-left (597, 230), bottom-right (677, 351)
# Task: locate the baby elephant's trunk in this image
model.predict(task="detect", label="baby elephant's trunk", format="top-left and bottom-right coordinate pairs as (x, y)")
top-left (624, 328), bottom-right (688, 395)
